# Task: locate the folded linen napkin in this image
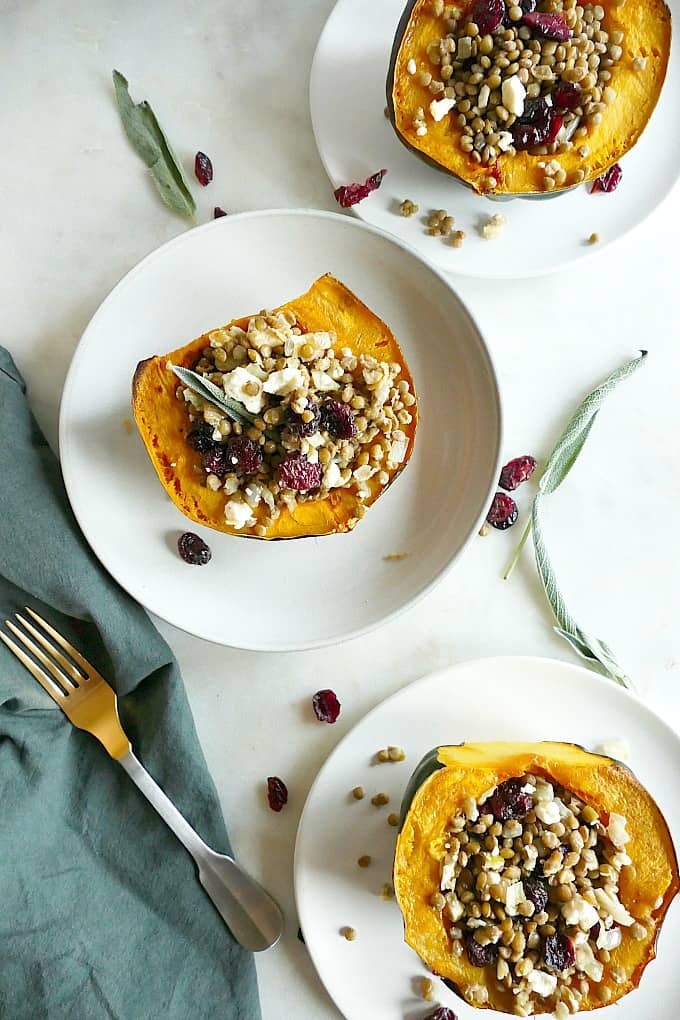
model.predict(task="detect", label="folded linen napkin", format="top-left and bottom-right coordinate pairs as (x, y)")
top-left (0, 348), bottom-right (261, 1020)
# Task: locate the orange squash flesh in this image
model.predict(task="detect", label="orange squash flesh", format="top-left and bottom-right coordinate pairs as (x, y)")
top-left (132, 274), bottom-right (418, 540)
top-left (394, 741), bottom-right (680, 1012)
top-left (387, 0), bottom-right (672, 196)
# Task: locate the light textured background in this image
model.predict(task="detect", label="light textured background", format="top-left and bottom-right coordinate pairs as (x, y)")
top-left (2, 2), bottom-right (679, 1017)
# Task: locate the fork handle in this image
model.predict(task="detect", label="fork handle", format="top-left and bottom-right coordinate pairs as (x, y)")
top-left (118, 750), bottom-right (283, 951)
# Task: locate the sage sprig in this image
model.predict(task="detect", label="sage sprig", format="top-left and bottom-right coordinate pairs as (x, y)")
top-left (504, 350), bottom-right (648, 690)
top-left (171, 364), bottom-right (277, 439)
top-left (113, 70), bottom-right (196, 218)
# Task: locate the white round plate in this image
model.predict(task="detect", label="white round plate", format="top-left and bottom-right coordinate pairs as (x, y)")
top-left (310, 0), bottom-right (680, 279)
top-left (59, 210), bottom-right (501, 651)
top-left (294, 656), bottom-right (680, 1019)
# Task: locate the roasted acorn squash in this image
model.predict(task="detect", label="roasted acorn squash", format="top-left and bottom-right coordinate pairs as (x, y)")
top-left (132, 274), bottom-right (417, 540)
top-left (387, 0), bottom-right (672, 196)
top-left (394, 741), bottom-right (679, 1012)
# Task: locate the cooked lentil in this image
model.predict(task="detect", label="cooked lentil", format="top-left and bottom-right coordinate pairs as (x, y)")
top-left (433, 772), bottom-right (640, 1014)
top-left (400, 198), bottom-right (420, 216)
top-left (352, 785), bottom-right (365, 800)
top-left (358, 855), bottom-right (372, 868)
top-left (372, 792), bottom-right (390, 806)
top-left (341, 926), bottom-right (357, 941)
top-left (388, 812), bottom-right (401, 827)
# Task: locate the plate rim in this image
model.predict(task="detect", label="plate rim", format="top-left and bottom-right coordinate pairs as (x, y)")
top-left (58, 207), bottom-right (503, 652)
top-left (293, 654), bottom-right (680, 1017)
top-left (309, 0), bottom-right (680, 281)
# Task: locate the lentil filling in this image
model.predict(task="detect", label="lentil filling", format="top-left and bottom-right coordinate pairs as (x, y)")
top-left (433, 772), bottom-right (645, 1016)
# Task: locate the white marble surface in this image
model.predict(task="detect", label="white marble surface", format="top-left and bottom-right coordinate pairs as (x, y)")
top-left (3, 2), bottom-right (680, 1018)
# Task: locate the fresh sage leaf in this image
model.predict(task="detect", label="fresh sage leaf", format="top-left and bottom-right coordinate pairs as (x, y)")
top-left (112, 70), bottom-right (195, 218)
top-left (170, 364), bottom-right (277, 440)
top-left (505, 350), bottom-right (647, 690)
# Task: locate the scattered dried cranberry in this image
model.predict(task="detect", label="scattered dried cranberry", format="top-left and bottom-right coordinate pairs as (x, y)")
top-left (425, 1010), bottom-right (458, 1020)
top-left (590, 921), bottom-right (601, 943)
top-left (465, 934), bottom-right (499, 968)
top-left (194, 151), bottom-right (213, 186)
top-left (334, 169), bottom-right (387, 208)
top-left (522, 11), bottom-right (572, 39)
top-left (312, 689), bottom-right (341, 724)
top-left (544, 932), bottom-right (575, 971)
top-left (223, 436), bottom-right (263, 475)
top-left (523, 877), bottom-right (549, 913)
top-left (267, 776), bottom-right (288, 812)
top-left (499, 455), bottom-right (537, 491)
top-left (471, 0), bottom-right (504, 33)
top-left (486, 492), bottom-right (519, 530)
top-left (177, 532), bottom-right (212, 566)
top-left (552, 81), bottom-right (581, 111)
top-left (213, 206), bottom-right (228, 218)
top-left (486, 777), bottom-right (533, 820)
top-left (591, 163), bottom-right (623, 193)
top-left (277, 453), bottom-right (323, 491)
top-left (286, 399), bottom-right (322, 437)
top-left (202, 445), bottom-right (229, 477)
top-left (186, 421), bottom-right (216, 452)
top-left (320, 399), bottom-right (357, 439)
top-left (510, 99), bottom-right (563, 150)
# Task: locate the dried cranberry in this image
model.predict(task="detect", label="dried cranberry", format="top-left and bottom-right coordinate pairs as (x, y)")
top-left (591, 163), bottom-right (623, 193)
top-left (286, 399), bottom-right (322, 437)
top-left (486, 493), bottom-right (519, 530)
top-left (471, 0), bottom-right (504, 33)
top-left (552, 81), bottom-right (581, 111)
top-left (267, 776), bottom-right (288, 812)
top-left (213, 206), bottom-right (228, 218)
top-left (499, 455), bottom-right (537, 491)
top-left (486, 777), bottom-right (533, 820)
top-left (334, 169), bottom-right (387, 207)
top-left (425, 1010), bottom-right (458, 1020)
top-left (177, 532), bottom-right (212, 566)
top-left (522, 11), bottom-right (572, 40)
top-left (223, 436), bottom-right (263, 475)
top-left (523, 877), bottom-right (549, 913)
top-left (590, 921), bottom-right (601, 943)
top-left (465, 934), bottom-right (499, 968)
top-left (194, 151), bottom-right (213, 186)
top-left (312, 689), bottom-right (341, 724)
top-left (277, 453), bottom-right (323, 491)
top-left (544, 932), bottom-right (575, 971)
top-left (186, 421), bottom-right (216, 452)
top-left (202, 445), bottom-right (229, 477)
top-left (510, 98), bottom-right (563, 150)
top-left (320, 399), bottom-right (357, 439)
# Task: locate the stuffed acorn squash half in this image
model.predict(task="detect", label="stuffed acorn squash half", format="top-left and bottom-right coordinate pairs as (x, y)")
top-left (394, 741), bottom-right (679, 1014)
top-left (387, 0), bottom-right (672, 197)
top-left (132, 274), bottom-right (418, 540)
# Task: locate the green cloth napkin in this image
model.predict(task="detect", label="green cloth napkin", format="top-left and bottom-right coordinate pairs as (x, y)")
top-left (0, 348), bottom-right (261, 1020)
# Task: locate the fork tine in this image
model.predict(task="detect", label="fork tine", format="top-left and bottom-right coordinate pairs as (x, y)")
top-left (5, 620), bottom-right (76, 695)
top-left (25, 606), bottom-right (98, 681)
top-left (16, 613), bottom-right (86, 685)
top-left (0, 629), bottom-right (67, 702)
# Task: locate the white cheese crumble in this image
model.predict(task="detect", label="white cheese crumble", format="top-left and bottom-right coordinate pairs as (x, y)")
top-left (526, 970), bottom-right (557, 997)
top-left (535, 800), bottom-right (561, 826)
top-left (224, 499), bottom-right (254, 530)
top-left (593, 887), bottom-right (635, 926)
top-left (575, 942), bottom-right (604, 983)
top-left (597, 925), bottom-right (622, 951)
top-left (262, 367), bottom-right (304, 396)
top-left (444, 892), bottom-right (465, 922)
top-left (222, 365), bottom-right (265, 413)
top-left (607, 812), bottom-right (631, 849)
top-left (477, 84), bottom-right (490, 110)
top-left (481, 213), bottom-right (506, 241)
top-left (497, 131), bottom-right (514, 153)
top-left (407, 57), bottom-right (417, 75)
top-left (429, 97), bottom-right (456, 122)
top-left (311, 369), bottom-right (340, 392)
top-left (561, 894), bottom-right (600, 931)
top-left (595, 737), bottom-right (631, 762)
top-left (387, 436), bottom-right (409, 466)
top-left (501, 74), bottom-right (526, 117)
top-left (505, 881), bottom-right (526, 916)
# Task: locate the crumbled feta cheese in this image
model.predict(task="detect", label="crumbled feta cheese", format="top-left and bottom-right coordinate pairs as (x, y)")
top-left (457, 36), bottom-right (473, 60)
top-left (429, 97), bottom-right (456, 122)
top-left (444, 892), bottom-right (465, 922)
top-left (262, 366), bottom-right (304, 396)
top-left (533, 780), bottom-right (554, 802)
top-left (497, 131), bottom-right (514, 153)
top-left (482, 852), bottom-right (505, 871)
top-left (593, 888), bottom-right (635, 926)
top-left (477, 84), bottom-right (490, 110)
top-left (311, 369), bottom-right (340, 392)
top-left (597, 925), bottom-right (622, 951)
top-left (535, 800), bottom-right (561, 826)
top-left (224, 499), bottom-right (254, 530)
top-left (521, 782), bottom-right (536, 794)
top-left (595, 737), bottom-right (631, 762)
top-left (561, 894), bottom-right (600, 930)
top-left (481, 213), bottom-right (506, 241)
top-left (306, 432), bottom-right (325, 448)
top-left (526, 970), bottom-right (557, 997)
top-left (354, 464), bottom-right (376, 483)
top-left (575, 942), bottom-right (604, 983)
top-left (407, 57), bottom-right (417, 74)
top-left (222, 365), bottom-right (265, 413)
top-left (387, 436), bottom-right (408, 466)
top-left (416, 124), bottom-right (428, 136)
top-left (607, 812), bottom-right (631, 849)
top-left (501, 75), bottom-right (526, 117)
top-left (441, 855), bottom-right (458, 891)
top-left (505, 882), bottom-right (526, 916)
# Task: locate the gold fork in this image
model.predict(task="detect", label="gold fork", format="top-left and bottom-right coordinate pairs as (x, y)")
top-left (0, 607), bottom-right (282, 952)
